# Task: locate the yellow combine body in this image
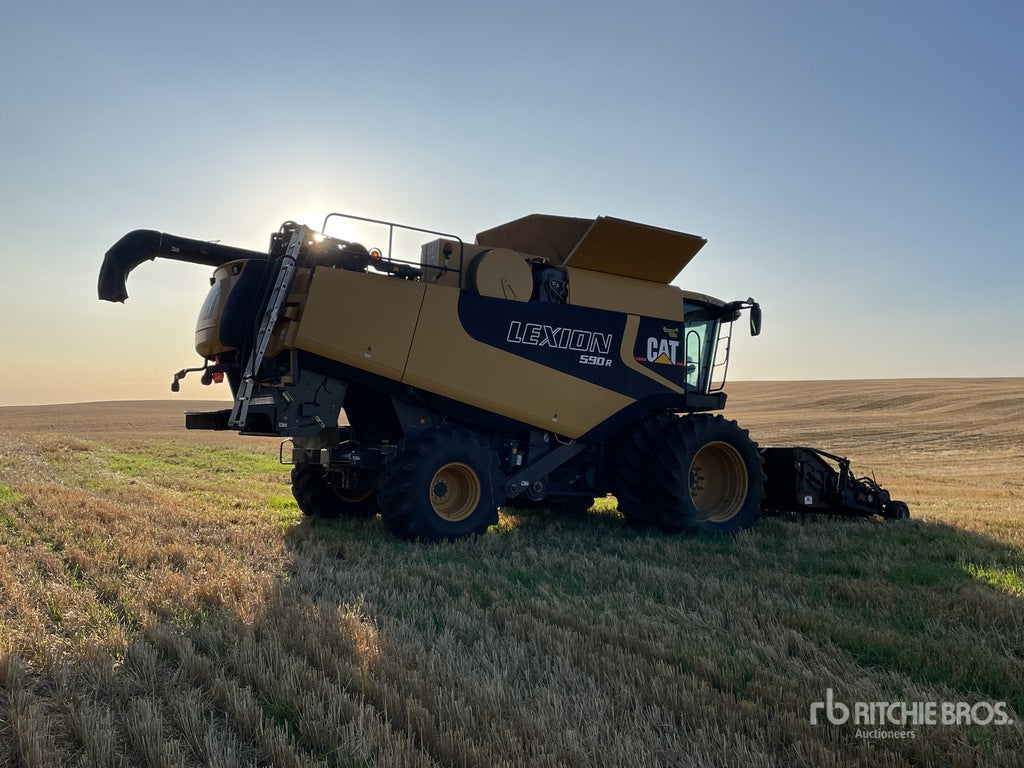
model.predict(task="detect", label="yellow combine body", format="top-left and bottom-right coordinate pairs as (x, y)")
top-left (102, 211), bottom-right (907, 541)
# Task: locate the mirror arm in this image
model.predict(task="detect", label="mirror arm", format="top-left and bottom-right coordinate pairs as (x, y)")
top-left (719, 298), bottom-right (762, 336)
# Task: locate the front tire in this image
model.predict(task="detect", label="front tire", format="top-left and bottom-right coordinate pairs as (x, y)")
top-left (651, 414), bottom-right (765, 534)
top-left (614, 413), bottom-right (676, 527)
top-left (376, 427), bottom-right (503, 541)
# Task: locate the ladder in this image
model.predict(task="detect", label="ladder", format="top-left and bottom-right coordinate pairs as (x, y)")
top-left (228, 225), bottom-right (306, 429)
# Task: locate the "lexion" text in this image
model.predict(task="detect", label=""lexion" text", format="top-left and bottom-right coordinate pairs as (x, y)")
top-left (506, 321), bottom-right (613, 355)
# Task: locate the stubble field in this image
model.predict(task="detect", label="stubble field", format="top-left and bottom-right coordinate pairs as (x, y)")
top-left (0, 378), bottom-right (1022, 767)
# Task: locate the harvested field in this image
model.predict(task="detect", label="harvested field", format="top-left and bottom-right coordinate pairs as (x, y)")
top-left (1, 379), bottom-right (1022, 767)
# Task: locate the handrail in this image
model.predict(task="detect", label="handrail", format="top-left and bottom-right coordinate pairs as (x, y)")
top-left (321, 212), bottom-right (466, 274)
top-left (709, 322), bottom-right (733, 392)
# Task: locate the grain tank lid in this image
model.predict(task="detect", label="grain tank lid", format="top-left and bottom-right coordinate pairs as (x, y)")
top-left (564, 216), bottom-right (706, 283)
top-left (475, 214), bottom-right (592, 265)
top-left (475, 214), bottom-right (707, 284)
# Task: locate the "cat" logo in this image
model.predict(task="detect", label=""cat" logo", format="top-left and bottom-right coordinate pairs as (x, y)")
top-left (646, 337), bottom-right (680, 365)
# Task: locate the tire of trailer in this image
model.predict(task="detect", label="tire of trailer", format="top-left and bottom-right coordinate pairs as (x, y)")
top-left (884, 500), bottom-right (910, 520)
top-left (291, 464), bottom-right (379, 519)
top-left (376, 426), bottom-right (503, 541)
top-left (614, 412), bottom-right (677, 527)
top-left (650, 414), bottom-right (766, 534)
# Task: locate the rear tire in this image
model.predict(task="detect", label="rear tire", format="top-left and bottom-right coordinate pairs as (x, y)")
top-left (291, 464), bottom-right (379, 519)
top-left (377, 427), bottom-right (503, 541)
top-left (651, 414), bottom-right (765, 534)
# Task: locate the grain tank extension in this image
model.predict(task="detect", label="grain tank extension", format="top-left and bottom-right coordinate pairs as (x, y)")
top-left (99, 212), bottom-right (907, 539)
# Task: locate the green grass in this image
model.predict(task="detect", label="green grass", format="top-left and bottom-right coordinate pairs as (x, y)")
top-left (964, 562), bottom-right (1024, 595)
top-left (0, 482), bottom-right (22, 505)
top-left (0, 483), bottom-right (24, 533)
top-left (104, 442), bottom-right (284, 478)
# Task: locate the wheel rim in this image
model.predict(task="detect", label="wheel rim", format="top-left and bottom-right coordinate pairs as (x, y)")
top-left (429, 462), bottom-right (481, 522)
top-left (328, 471), bottom-right (374, 504)
top-left (334, 486), bottom-right (373, 504)
top-left (689, 441), bottom-right (748, 522)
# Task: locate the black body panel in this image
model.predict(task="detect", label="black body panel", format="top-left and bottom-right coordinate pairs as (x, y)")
top-left (218, 260), bottom-right (271, 350)
top-left (457, 291), bottom-right (689, 400)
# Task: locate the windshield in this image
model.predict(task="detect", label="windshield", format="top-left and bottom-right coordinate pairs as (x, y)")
top-left (683, 300), bottom-right (721, 392)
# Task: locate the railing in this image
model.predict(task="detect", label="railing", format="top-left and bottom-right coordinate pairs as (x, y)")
top-left (709, 321), bottom-right (734, 393)
top-left (321, 212), bottom-right (466, 275)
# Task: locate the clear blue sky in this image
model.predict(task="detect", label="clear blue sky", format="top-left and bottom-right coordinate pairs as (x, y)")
top-left (1, 1), bottom-right (1021, 405)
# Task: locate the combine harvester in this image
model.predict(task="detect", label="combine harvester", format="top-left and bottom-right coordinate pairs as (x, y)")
top-left (99, 213), bottom-right (907, 539)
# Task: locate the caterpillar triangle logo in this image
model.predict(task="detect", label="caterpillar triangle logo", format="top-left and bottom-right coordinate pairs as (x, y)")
top-left (651, 352), bottom-right (674, 365)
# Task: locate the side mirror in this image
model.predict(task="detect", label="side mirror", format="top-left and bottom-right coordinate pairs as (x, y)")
top-left (750, 302), bottom-right (762, 336)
